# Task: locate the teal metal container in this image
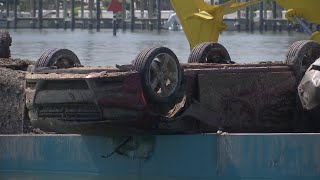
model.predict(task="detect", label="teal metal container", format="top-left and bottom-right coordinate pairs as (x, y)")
top-left (1, 134), bottom-right (320, 179)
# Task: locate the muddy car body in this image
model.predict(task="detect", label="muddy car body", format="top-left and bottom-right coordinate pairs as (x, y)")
top-left (26, 68), bottom-right (149, 134)
top-left (25, 40), bottom-right (320, 134)
top-left (26, 62), bottom-right (299, 134)
top-left (26, 47), bottom-right (184, 134)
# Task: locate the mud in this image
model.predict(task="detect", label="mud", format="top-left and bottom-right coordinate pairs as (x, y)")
top-left (0, 58), bottom-right (34, 71)
top-left (0, 58), bottom-right (36, 134)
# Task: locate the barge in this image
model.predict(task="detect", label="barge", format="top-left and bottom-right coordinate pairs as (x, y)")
top-left (3, 0), bottom-right (320, 179)
top-left (2, 133), bottom-right (320, 180)
top-left (0, 39), bottom-right (319, 179)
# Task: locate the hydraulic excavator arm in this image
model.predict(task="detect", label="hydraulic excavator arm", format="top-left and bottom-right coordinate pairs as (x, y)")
top-left (170, 0), bottom-right (261, 48)
top-left (275, 0), bottom-right (320, 25)
top-left (275, 0), bottom-right (320, 43)
top-left (171, 0), bottom-right (320, 48)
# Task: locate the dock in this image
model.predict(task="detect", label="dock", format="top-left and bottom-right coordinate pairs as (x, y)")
top-left (1, 0), bottom-right (315, 32)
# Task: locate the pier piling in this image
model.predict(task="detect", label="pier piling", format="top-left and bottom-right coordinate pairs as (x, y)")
top-left (38, 0), bottom-right (43, 29)
top-left (121, 0), bottom-right (126, 31)
top-left (263, 1), bottom-right (267, 31)
top-left (140, 0), bottom-right (144, 19)
top-left (30, 0), bottom-right (36, 29)
top-left (96, 0), bottom-right (101, 31)
top-left (130, 0), bottom-right (135, 31)
top-left (88, 0), bottom-right (93, 29)
top-left (245, 0), bottom-right (249, 31)
top-left (249, 3), bottom-right (254, 32)
top-left (148, 0), bottom-right (155, 31)
top-left (236, 0), bottom-right (241, 31)
top-left (13, 0), bottom-right (17, 29)
top-left (81, 0), bottom-right (84, 28)
top-left (113, 14), bottom-right (117, 36)
top-left (272, 1), bottom-right (277, 32)
top-left (259, 1), bottom-right (264, 32)
top-left (71, 0), bottom-right (75, 30)
top-left (156, 0), bottom-right (161, 32)
top-left (63, 0), bottom-right (67, 29)
top-left (55, 0), bottom-right (60, 29)
top-left (6, 0), bottom-right (9, 28)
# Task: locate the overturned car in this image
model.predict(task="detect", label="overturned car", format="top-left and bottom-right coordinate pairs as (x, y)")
top-left (26, 47), bottom-right (185, 134)
top-left (25, 40), bottom-right (320, 134)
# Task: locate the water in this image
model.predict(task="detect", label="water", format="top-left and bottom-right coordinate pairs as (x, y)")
top-left (8, 29), bottom-right (308, 66)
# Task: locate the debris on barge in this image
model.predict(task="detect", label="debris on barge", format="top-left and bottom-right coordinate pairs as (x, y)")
top-left (0, 58), bottom-right (34, 134)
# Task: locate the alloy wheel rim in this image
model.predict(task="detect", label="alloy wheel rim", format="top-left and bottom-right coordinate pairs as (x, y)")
top-left (148, 53), bottom-right (179, 97)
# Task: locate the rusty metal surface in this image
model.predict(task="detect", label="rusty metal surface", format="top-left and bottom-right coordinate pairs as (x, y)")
top-left (197, 70), bottom-right (297, 132)
top-left (184, 66), bottom-right (292, 76)
top-left (31, 65), bottom-right (118, 73)
top-left (181, 62), bottom-right (287, 69)
top-left (153, 63), bottom-right (301, 134)
top-left (26, 71), bottom-right (137, 81)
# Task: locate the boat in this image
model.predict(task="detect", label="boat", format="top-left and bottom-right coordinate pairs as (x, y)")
top-left (163, 13), bottom-right (183, 31)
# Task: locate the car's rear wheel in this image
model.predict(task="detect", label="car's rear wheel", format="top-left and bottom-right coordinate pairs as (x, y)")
top-left (35, 48), bottom-right (81, 68)
top-left (286, 40), bottom-right (320, 79)
top-left (286, 41), bottom-right (320, 129)
top-left (188, 42), bottom-right (232, 64)
top-left (132, 46), bottom-right (183, 104)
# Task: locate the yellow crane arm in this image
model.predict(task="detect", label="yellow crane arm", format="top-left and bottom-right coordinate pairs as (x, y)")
top-left (275, 0), bottom-right (320, 42)
top-left (275, 0), bottom-right (320, 25)
top-left (170, 0), bottom-right (261, 49)
top-left (171, 0), bottom-right (320, 47)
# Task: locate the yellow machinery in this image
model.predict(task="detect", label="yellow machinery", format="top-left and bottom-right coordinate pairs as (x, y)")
top-left (276, 0), bottom-right (320, 25)
top-left (170, 0), bottom-right (261, 48)
top-left (275, 0), bottom-right (320, 42)
top-left (171, 0), bottom-right (320, 47)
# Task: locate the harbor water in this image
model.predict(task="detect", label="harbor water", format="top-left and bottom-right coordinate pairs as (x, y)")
top-left (8, 29), bottom-right (308, 66)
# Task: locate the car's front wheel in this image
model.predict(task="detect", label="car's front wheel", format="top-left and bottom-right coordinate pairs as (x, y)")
top-left (132, 46), bottom-right (183, 105)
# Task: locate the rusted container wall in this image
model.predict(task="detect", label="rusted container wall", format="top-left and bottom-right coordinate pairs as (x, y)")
top-left (198, 71), bottom-right (297, 132)
top-left (181, 65), bottom-right (299, 133)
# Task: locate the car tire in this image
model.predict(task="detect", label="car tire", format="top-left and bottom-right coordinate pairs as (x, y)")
top-left (132, 46), bottom-right (183, 104)
top-left (35, 48), bottom-right (81, 68)
top-left (286, 40), bottom-right (320, 79)
top-left (188, 42), bottom-right (232, 63)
